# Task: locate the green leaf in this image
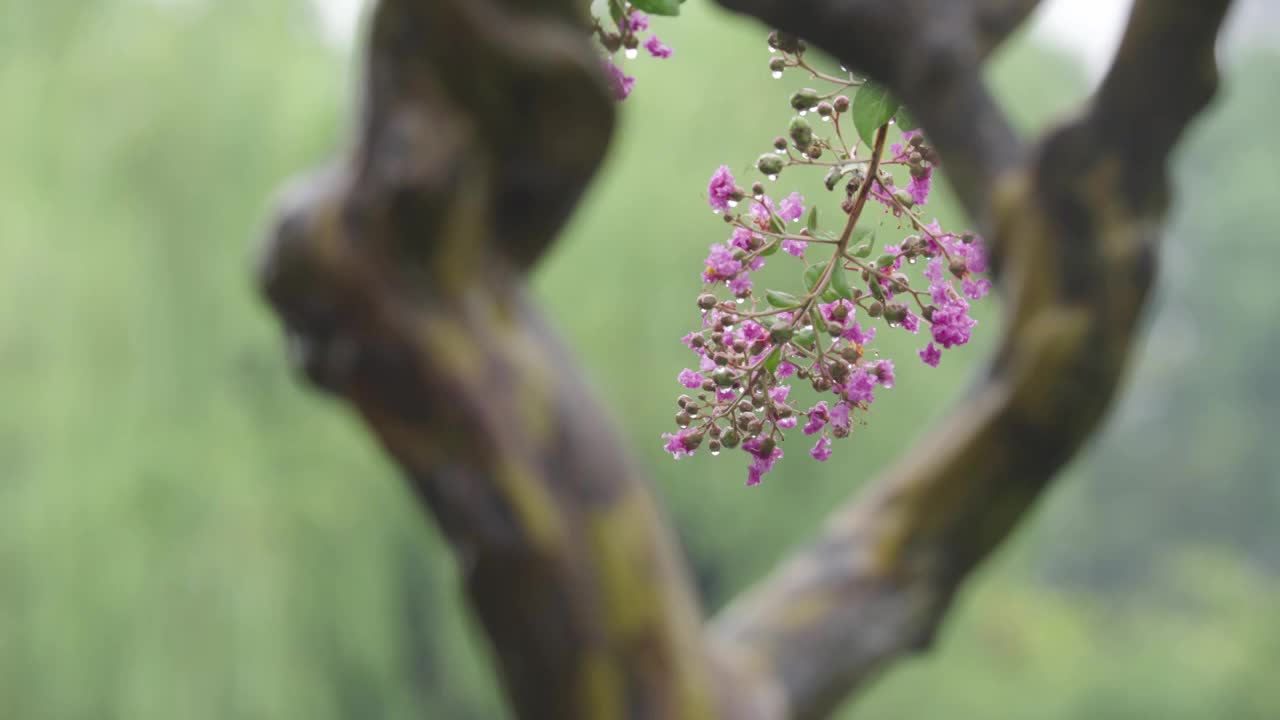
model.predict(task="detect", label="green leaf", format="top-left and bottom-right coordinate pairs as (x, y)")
top-left (851, 228), bottom-right (876, 257)
top-left (852, 80), bottom-right (901, 146)
top-left (764, 347), bottom-right (782, 373)
top-left (770, 214), bottom-right (785, 235)
top-left (760, 240), bottom-right (780, 257)
top-left (895, 104), bottom-right (919, 132)
top-left (805, 206), bottom-right (820, 235)
top-left (803, 261), bottom-right (828, 292)
top-left (831, 262), bottom-right (855, 300)
top-left (766, 289), bottom-right (801, 308)
top-left (630, 0), bottom-right (683, 16)
top-left (821, 287), bottom-right (841, 303)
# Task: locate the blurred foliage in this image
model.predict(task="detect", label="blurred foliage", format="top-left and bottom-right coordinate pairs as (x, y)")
top-left (0, 1), bottom-right (1277, 718)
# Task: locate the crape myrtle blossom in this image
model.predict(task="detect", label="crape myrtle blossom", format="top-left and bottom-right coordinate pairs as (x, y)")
top-left (592, 7), bottom-right (672, 100)
top-left (661, 31), bottom-right (992, 486)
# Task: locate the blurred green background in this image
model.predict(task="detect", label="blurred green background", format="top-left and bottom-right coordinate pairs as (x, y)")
top-left (2, 1), bottom-right (1278, 718)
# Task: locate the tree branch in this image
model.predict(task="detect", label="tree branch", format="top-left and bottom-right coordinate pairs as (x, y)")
top-left (707, 1), bottom-right (1235, 718)
top-left (257, 1), bottom-right (737, 717)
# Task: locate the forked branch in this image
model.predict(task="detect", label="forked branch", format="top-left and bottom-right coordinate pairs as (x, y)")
top-left (257, 0), bottom-right (1236, 718)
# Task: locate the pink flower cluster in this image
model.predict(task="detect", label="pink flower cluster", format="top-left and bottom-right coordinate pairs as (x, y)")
top-left (592, 7), bottom-right (674, 101)
top-left (661, 38), bottom-right (994, 486)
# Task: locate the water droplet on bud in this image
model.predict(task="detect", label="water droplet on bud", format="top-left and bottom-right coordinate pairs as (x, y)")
top-left (625, 48), bottom-right (638, 59)
top-left (727, 199), bottom-right (739, 208)
top-left (821, 116), bottom-right (831, 123)
top-left (711, 450), bottom-right (722, 456)
top-left (798, 109), bottom-right (808, 117)
top-left (772, 71), bottom-right (783, 79)
top-left (736, 298), bottom-right (745, 304)
top-left (767, 174), bottom-right (778, 181)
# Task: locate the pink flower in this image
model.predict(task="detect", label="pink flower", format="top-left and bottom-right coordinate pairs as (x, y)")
top-left (728, 273), bottom-right (753, 295)
top-left (625, 11), bottom-right (649, 32)
top-left (963, 277), bottom-right (992, 299)
top-left (829, 402), bottom-right (852, 431)
top-left (702, 243), bottom-right (742, 283)
top-left (678, 369), bottom-right (704, 389)
top-left (919, 343), bottom-right (942, 367)
top-left (901, 311), bottom-right (920, 334)
top-left (810, 436), bottom-right (833, 462)
top-left (803, 402), bottom-right (829, 435)
top-left (777, 361), bottom-right (796, 378)
top-left (907, 167), bottom-right (932, 205)
top-left (743, 437), bottom-right (784, 486)
top-left (604, 59), bottom-right (635, 101)
top-left (842, 322), bottom-right (876, 346)
top-left (781, 238), bottom-right (808, 257)
top-left (778, 192), bottom-right (806, 222)
top-left (662, 429), bottom-right (700, 459)
top-left (708, 166), bottom-right (738, 213)
top-left (846, 368), bottom-right (877, 405)
top-left (644, 35), bottom-right (672, 58)
top-left (769, 385), bottom-right (791, 404)
top-left (872, 359), bottom-right (896, 388)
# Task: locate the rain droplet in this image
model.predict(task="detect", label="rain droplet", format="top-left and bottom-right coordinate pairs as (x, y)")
top-left (711, 450), bottom-right (722, 456)
top-left (772, 70), bottom-right (783, 79)
top-left (888, 322), bottom-right (900, 329)
top-left (908, 257), bottom-right (917, 264)
top-left (625, 48), bottom-right (638, 59)
top-left (798, 109), bottom-right (808, 117)
top-left (768, 45), bottom-right (778, 54)
top-left (736, 298), bottom-right (746, 304)
top-left (840, 64), bottom-right (848, 72)
top-left (727, 199), bottom-right (740, 208)
top-left (767, 174), bottom-right (778, 181)
top-left (821, 116), bottom-right (831, 123)
top-left (803, 324), bottom-right (814, 331)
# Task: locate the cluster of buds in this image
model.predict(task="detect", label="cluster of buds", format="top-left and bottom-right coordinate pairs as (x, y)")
top-left (591, 2), bottom-right (675, 100)
top-left (663, 32), bottom-right (992, 486)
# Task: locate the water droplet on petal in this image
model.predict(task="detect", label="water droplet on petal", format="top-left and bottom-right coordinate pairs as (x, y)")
top-left (625, 48), bottom-right (638, 59)
top-left (772, 70), bottom-right (783, 79)
top-left (727, 199), bottom-right (740, 208)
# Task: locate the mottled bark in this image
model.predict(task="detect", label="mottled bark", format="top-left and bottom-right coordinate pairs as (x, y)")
top-left (257, 1), bottom-right (1236, 718)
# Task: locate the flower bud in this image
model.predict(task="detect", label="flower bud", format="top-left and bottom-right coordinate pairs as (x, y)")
top-left (817, 101), bottom-right (834, 118)
top-left (677, 395), bottom-right (692, 408)
top-left (732, 340), bottom-right (746, 353)
top-left (751, 181), bottom-right (766, 197)
top-left (884, 303), bottom-right (908, 324)
top-left (701, 379), bottom-right (715, 392)
top-left (757, 153), bottom-right (785, 177)
top-left (711, 367), bottom-right (735, 387)
top-left (806, 145), bottom-right (823, 160)
top-left (949, 257), bottom-right (968, 278)
top-left (748, 419), bottom-right (765, 434)
top-left (961, 231), bottom-right (977, 244)
top-left (769, 322), bottom-right (794, 344)
top-left (773, 136), bottom-right (788, 151)
top-left (675, 412), bottom-right (692, 427)
top-left (894, 190), bottom-right (915, 208)
top-left (828, 359), bottom-right (850, 381)
top-left (923, 305), bottom-right (937, 322)
top-left (697, 293), bottom-right (718, 310)
top-left (714, 353), bottom-right (730, 366)
top-left (768, 56), bottom-right (786, 73)
top-left (721, 430), bottom-right (741, 448)
top-left (709, 424), bottom-right (722, 438)
top-left (833, 95), bottom-right (850, 113)
top-left (831, 303), bottom-right (849, 321)
top-left (867, 301), bottom-right (884, 318)
top-left (756, 436), bottom-right (777, 456)
top-left (789, 89), bottom-right (820, 114)
top-left (623, 34), bottom-right (639, 50)
top-left (839, 345), bottom-right (862, 362)
top-left (909, 133), bottom-right (925, 147)
top-left (772, 31), bottom-right (802, 54)
top-left (789, 116), bottom-right (814, 149)
top-left (708, 439), bottom-right (722, 453)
